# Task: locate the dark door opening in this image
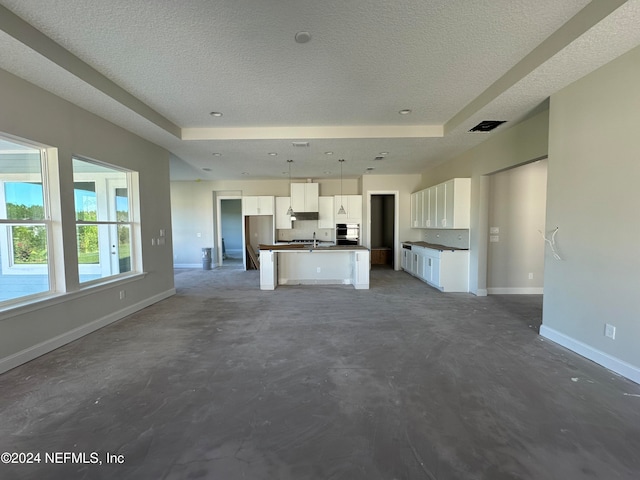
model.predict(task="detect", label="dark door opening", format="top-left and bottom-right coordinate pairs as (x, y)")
top-left (370, 194), bottom-right (395, 268)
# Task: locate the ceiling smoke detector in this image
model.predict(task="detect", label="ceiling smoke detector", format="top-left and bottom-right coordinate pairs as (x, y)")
top-left (469, 120), bottom-right (507, 133)
top-left (295, 32), bottom-right (311, 44)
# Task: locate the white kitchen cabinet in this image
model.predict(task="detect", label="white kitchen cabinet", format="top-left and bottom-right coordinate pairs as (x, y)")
top-left (411, 178), bottom-right (470, 229)
top-left (318, 196), bottom-right (334, 229)
top-left (411, 191), bottom-right (423, 228)
top-left (243, 196), bottom-right (274, 216)
top-left (405, 245), bottom-right (468, 292)
top-left (291, 183), bottom-right (319, 212)
top-left (335, 194), bottom-right (362, 224)
top-left (275, 196), bottom-right (293, 229)
top-left (435, 178), bottom-right (470, 228)
top-left (427, 187), bottom-right (437, 228)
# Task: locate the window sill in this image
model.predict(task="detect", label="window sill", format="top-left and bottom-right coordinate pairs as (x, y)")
top-left (0, 272), bottom-right (148, 321)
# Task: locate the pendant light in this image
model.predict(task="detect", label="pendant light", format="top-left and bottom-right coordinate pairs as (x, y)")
top-left (337, 159), bottom-right (346, 215)
top-left (286, 159), bottom-right (296, 220)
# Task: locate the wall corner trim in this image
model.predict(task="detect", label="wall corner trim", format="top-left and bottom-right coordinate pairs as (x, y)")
top-left (540, 325), bottom-right (640, 385)
top-left (0, 288), bottom-right (176, 375)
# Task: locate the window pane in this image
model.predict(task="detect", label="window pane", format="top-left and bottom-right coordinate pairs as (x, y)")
top-left (1, 137), bottom-right (50, 303)
top-left (5, 183), bottom-right (44, 220)
top-left (76, 225), bottom-right (99, 264)
top-left (74, 182), bottom-right (97, 221)
top-left (73, 158), bottom-right (128, 222)
top-left (12, 225), bottom-right (48, 264)
top-left (118, 225), bottom-right (131, 273)
top-left (73, 157), bottom-right (135, 283)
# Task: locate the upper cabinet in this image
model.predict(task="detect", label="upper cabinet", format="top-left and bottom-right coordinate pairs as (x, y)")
top-left (318, 196), bottom-right (335, 229)
top-left (291, 183), bottom-right (319, 212)
top-left (334, 194), bottom-right (362, 224)
top-left (275, 196), bottom-right (293, 229)
top-left (242, 196), bottom-right (274, 216)
top-left (410, 178), bottom-right (470, 229)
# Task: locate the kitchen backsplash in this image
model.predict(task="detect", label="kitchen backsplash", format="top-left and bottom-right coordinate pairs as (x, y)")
top-left (423, 229), bottom-right (470, 249)
top-left (277, 220), bottom-right (334, 242)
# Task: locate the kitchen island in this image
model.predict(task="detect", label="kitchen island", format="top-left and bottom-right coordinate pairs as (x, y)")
top-left (259, 245), bottom-right (370, 290)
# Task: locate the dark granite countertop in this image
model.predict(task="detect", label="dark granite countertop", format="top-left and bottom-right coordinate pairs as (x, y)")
top-left (260, 244), bottom-right (369, 252)
top-left (401, 241), bottom-right (468, 251)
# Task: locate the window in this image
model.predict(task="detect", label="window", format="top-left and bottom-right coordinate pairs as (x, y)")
top-left (0, 137), bottom-right (51, 303)
top-left (73, 157), bottom-right (137, 283)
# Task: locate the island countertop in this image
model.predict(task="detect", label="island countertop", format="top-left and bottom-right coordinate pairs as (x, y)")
top-left (259, 244), bottom-right (369, 252)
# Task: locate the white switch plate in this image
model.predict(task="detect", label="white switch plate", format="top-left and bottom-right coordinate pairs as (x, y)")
top-left (490, 226), bottom-right (500, 234)
top-left (605, 323), bottom-right (616, 339)
top-left (490, 235), bottom-right (499, 242)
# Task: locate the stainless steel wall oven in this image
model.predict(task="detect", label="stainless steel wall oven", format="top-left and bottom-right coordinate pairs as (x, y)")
top-left (336, 223), bottom-right (359, 245)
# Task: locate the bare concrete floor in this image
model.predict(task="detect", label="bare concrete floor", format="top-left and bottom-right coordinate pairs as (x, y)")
top-left (1, 267), bottom-right (639, 479)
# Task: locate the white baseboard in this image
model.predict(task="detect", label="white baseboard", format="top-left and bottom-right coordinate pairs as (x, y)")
top-left (174, 263), bottom-right (205, 269)
top-left (487, 287), bottom-right (544, 295)
top-left (0, 288), bottom-right (176, 375)
top-left (540, 325), bottom-right (640, 385)
top-left (474, 288), bottom-right (488, 297)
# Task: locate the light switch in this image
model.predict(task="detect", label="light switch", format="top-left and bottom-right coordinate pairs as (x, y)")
top-left (490, 235), bottom-right (499, 243)
top-left (490, 226), bottom-right (499, 234)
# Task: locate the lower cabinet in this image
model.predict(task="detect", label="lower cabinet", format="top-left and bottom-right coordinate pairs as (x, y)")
top-left (403, 245), bottom-right (469, 292)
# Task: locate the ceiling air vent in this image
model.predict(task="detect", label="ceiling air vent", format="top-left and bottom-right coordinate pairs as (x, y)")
top-left (373, 156), bottom-right (385, 161)
top-left (292, 141), bottom-right (309, 147)
top-left (468, 120), bottom-right (506, 133)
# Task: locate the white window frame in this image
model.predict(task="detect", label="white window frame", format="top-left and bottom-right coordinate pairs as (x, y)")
top-left (72, 156), bottom-right (140, 284)
top-left (0, 136), bottom-right (55, 304)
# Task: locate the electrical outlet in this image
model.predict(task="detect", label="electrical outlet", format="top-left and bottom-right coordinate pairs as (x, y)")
top-left (316, 267), bottom-right (321, 273)
top-left (528, 272), bottom-right (534, 279)
top-left (151, 238), bottom-right (156, 246)
top-left (490, 235), bottom-right (499, 242)
top-left (605, 324), bottom-right (616, 339)
top-left (490, 226), bottom-right (500, 234)
top-left (119, 290), bottom-right (126, 300)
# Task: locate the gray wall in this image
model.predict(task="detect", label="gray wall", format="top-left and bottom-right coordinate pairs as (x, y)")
top-left (541, 45), bottom-right (640, 381)
top-left (487, 160), bottom-right (547, 293)
top-left (0, 68), bottom-right (175, 373)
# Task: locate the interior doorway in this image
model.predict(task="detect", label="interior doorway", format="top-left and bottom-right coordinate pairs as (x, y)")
top-left (217, 197), bottom-right (242, 267)
top-left (368, 192), bottom-right (398, 269)
top-left (486, 159), bottom-right (548, 294)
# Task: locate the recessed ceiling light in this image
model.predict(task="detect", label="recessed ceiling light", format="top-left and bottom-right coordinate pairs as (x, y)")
top-left (241, 172), bottom-right (249, 175)
top-left (324, 171), bottom-right (332, 174)
top-left (379, 152), bottom-right (388, 156)
top-left (399, 109), bottom-right (412, 115)
top-left (202, 168), bottom-right (212, 171)
top-left (210, 111), bottom-right (223, 117)
top-left (268, 152), bottom-right (278, 156)
top-left (325, 151), bottom-right (334, 155)
top-left (211, 152), bottom-right (221, 156)
top-left (295, 31), bottom-right (311, 44)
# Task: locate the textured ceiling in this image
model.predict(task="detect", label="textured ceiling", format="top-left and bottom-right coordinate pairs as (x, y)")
top-left (1, 0), bottom-right (639, 180)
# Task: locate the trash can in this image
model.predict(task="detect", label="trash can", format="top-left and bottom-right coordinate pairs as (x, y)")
top-left (202, 247), bottom-right (212, 270)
